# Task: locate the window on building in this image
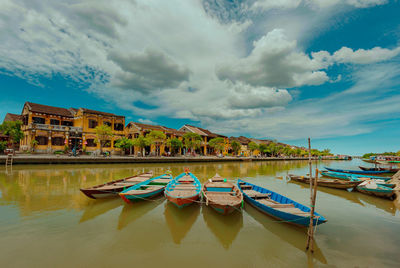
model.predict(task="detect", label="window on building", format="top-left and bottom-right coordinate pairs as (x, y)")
top-left (103, 140), bottom-right (111, 147)
top-left (51, 137), bottom-right (64, 146)
top-left (50, 119), bottom-right (60, 125)
top-left (62, 121), bottom-right (73, 126)
top-left (88, 119), bottom-right (98, 129)
top-left (134, 133), bottom-right (139, 138)
top-left (114, 123), bottom-right (124, 131)
top-left (32, 117), bottom-right (45, 124)
top-left (23, 115), bottom-right (29, 125)
top-left (86, 139), bottom-right (97, 147)
top-left (36, 136), bottom-right (48, 145)
top-left (103, 121), bottom-right (112, 127)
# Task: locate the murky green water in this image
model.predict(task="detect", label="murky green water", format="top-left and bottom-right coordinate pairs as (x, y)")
top-left (0, 160), bottom-right (399, 267)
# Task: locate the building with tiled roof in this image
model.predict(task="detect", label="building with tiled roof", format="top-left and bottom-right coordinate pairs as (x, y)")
top-left (3, 113), bottom-right (23, 122)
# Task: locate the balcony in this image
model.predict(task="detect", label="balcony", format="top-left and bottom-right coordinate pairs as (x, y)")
top-left (26, 123), bottom-right (82, 133)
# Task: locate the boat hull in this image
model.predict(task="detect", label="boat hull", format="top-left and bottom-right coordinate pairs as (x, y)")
top-left (325, 167), bottom-right (388, 175)
top-left (356, 186), bottom-right (395, 200)
top-left (80, 189), bottom-right (122, 199)
top-left (209, 202), bottom-right (241, 215)
top-left (288, 175), bottom-right (360, 190)
top-left (120, 188), bottom-right (165, 203)
top-left (166, 194), bottom-right (200, 208)
top-left (238, 180), bottom-right (326, 227)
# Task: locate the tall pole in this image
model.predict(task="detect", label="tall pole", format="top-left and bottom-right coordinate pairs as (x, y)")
top-left (306, 137), bottom-right (314, 251)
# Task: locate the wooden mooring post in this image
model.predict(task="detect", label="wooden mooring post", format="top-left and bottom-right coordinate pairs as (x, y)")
top-left (306, 138), bottom-right (319, 252)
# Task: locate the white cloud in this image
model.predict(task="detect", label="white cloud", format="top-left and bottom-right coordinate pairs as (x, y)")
top-left (251, 0), bottom-right (302, 11)
top-left (138, 118), bottom-right (157, 125)
top-left (0, 0), bottom-right (399, 143)
top-left (251, 0), bottom-right (388, 10)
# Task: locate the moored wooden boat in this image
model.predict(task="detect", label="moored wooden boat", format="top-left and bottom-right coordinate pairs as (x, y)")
top-left (164, 171), bottom-right (201, 208)
top-left (356, 181), bottom-right (396, 200)
top-left (321, 171), bottom-right (391, 181)
top-left (325, 167), bottom-right (387, 175)
top-left (238, 180), bottom-right (327, 227)
top-left (359, 166), bottom-right (399, 173)
top-left (202, 174), bottom-right (243, 215)
top-left (287, 174), bottom-right (361, 190)
top-left (80, 172), bottom-right (153, 199)
top-left (119, 174), bottom-right (172, 203)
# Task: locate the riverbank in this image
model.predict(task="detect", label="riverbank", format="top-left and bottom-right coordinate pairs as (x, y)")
top-left (0, 154), bottom-right (328, 165)
top-left (390, 170), bottom-right (400, 208)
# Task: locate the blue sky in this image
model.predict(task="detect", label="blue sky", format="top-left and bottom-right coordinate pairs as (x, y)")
top-left (0, 0), bottom-right (399, 155)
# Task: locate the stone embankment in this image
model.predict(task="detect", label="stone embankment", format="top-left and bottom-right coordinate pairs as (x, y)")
top-left (0, 154), bottom-right (321, 165)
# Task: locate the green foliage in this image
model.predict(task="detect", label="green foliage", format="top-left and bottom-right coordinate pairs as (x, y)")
top-left (133, 135), bottom-right (151, 151)
top-left (95, 125), bottom-right (113, 152)
top-left (0, 141), bottom-right (7, 153)
top-left (183, 132), bottom-right (202, 153)
top-left (166, 138), bottom-right (183, 155)
top-left (208, 137), bottom-right (225, 153)
top-left (54, 150), bottom-right (64, 155)
top-left (115, 137), bottom-right (134, 149)
top-left (362, 152), bottom-right (398, 158)
top-left (248, 141), bottom-right (259, 152)
top-left (0, 120), bottom-right (24, 144)
top-left (230, 140), bottom-right (241, 155)
top-left (146, 130), bottom-right (166, 145)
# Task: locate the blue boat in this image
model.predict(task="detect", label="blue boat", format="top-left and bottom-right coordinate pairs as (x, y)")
top-left (119, 174), bottom-right (172, 203)
top-left (356, 181), bottom-right (395, 200)
top-left (165, 172), bottom-right (202, 208)
top-left (321, 171), bottom-right (391, 181)
top-left (324, 167), bottom-right (388, 175)
top-left (238, 180), bottom-right (327, 227)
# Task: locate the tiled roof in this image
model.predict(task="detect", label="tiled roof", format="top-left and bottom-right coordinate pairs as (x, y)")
top-left (129, 122), bottom-right (165, 131)
top-left (25, 102), bottom-right (74, 118)
top-left (4, 113), bottom-right (23, 122)
top-left (162, 127), bottom-right (185, 136)
top-left (80, 108), bottom-right (124, 118)
top-left (183, 125), bottom-right (224, 138)
top-left (230, 136), bottom-right (252, 145)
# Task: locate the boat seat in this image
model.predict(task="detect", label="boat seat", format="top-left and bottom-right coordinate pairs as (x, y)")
top-left (240, 185), bottom-right (252, 190)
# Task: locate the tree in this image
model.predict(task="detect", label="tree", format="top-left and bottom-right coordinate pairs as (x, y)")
top-left (133, 135), bottom-right (150, 156)
top-left (230, 140), bottom-right (241, 156)
top-left (248, 141), bottom-right (259, 156)
top-left (258, 143), bottom-right (268, 157)
top-left (95, 125), bottom-right (113, 154)
top-left (0, 141), bottom-right (7, 153)
top-left (0, 120), bottom-right (24, 149)
top-left (115, 137), bottom-right (134, 155)
top-left (208, 137), bottom-right (225, 155)
top-left (166, 138), bottom-right (183, 155)
top-left (146, 130), bottom-right (166, 156)
top-left (183, 133), bottom-right (202, 155)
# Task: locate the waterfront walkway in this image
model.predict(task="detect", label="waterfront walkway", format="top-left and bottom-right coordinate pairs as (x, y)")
top-left (0, 154), bottom-right (318, 165)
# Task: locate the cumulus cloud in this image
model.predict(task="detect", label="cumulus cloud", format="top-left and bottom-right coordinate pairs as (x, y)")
top-left (251, 0), bottom-right (302, 11)
top-left (228, 83), bottom-right (292, 109)
top-left (217, 29), bottom-right (330, 88)
top-left (108, 49), bottom-right (191, 93)
top-left (251, 0), bottom-right (388, 10)
top-left (332, 46), bottom-right (400, 64)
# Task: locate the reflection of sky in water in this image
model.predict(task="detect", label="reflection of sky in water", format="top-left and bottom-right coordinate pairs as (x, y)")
top-left (0, 159), bottom-right (399, 267)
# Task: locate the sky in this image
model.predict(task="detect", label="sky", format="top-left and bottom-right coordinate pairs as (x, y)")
top-left (0, 0), bottom-right (399, 155)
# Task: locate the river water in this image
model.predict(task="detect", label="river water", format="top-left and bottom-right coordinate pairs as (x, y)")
top-left (0, 159), bottom-right (399, 267)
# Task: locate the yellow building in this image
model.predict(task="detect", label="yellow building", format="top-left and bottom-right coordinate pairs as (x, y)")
top-left (126, 122), bottom-right (184, 156)
top-left (18, 102), bottom-right (125, 154)
top-left (179, 125), bottom-right (229, 155)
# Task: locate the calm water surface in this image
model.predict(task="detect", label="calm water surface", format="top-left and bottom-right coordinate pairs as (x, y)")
top-left (0, 160), bottom-right (399, 267)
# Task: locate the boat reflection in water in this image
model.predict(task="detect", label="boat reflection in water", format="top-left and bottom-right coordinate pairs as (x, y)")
top-left (163, 202), bottom-right (200, 244)
top-left (355, 191), bottom-right (397, 216)
top-left (245, 204), bottom-right (328, 265)
top-left (79, 198), bottom-right (123, 223)
top-left (117, 198), bottom-right (165, 230)
top-left (202, 206), bottom-right (243, 249)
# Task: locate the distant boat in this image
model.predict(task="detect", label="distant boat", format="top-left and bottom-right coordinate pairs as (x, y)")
top-left (321, 171), bottom-right (392, 182)
top-left (80, 172), bottom-right (153, 199)
top-left (362, 158), bottom-right (377, 164)
top-left (119, 174), bottom-right (172, 203)
top-left (165, 172), bottom-right (201, 208)
top-left (238, 180), bottom-right (327, 227)
top-left (202, 174), bottom-right (243, 215)
top-left (287, 174), bottom-right (361, 190)
top-left (356, 181), bottom-right (395, 200)
top-left (324, 167), bottom-right (388, 175)
top-left (359, 166), bottom-right (399, 173)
